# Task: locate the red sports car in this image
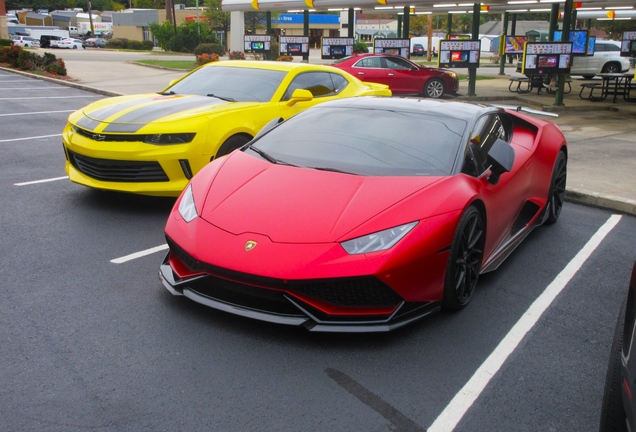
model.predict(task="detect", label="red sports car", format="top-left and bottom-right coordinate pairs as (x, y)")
top-left (160, 98), bottom-right (567, 332)
top-left (331, 53), bottom-right (459, 98)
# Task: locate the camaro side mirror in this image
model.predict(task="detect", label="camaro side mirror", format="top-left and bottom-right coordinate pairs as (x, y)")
top-left (487, 138), bottom-right (515, 185)
top-left (286, 89), bottom-right (313, 106)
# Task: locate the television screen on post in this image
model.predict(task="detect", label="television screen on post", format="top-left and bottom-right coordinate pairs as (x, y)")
top-left (522, 42), bottom-right (573, 75)
top-left (244, 35), bottom-right (270, 53)
top-left (439, 40), bottom-right (480, 68)
top-left (538, 55), bottom-right (558, 67)
top-left (587, 36), bottom-right (596, 56)
top-left (505, 36), bottom-right (527, 54)
top-left (251, 42), bottom-right (264, 50)
top-left (280, 37), bottom-right (309, 56)
top-left (321, 37), bottom-right (354, 59)
top-left (553, 30), bottom-right (588, 55)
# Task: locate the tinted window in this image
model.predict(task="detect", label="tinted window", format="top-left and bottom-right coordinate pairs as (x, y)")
top-left (167, 66), bottom-right (286, 102)
top-left (601, 43), bottom-right (620, 52)
top-left (464, 114), bottom-right (508, 176)
top-left (354, 57), bottom-right (383, 68)
top-left (282, 72), bottom-right (348, 100)
top-left (384, 57), bottom-right (414, 70)
top-left (247, 107), bottom-right (466, 176)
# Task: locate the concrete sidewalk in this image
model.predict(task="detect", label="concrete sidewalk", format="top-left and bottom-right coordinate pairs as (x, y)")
top-left (3, 59), bottom-right (634, 215)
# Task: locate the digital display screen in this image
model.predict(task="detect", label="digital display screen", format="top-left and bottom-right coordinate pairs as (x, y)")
top-left (538, 55), bottom-right (558, 67)
top-left (451, 51), bottom-right (468, 61)
top-left (251, 42), bottom-right (264, 50)
top-left (553, 30), bottom-right (588, 55)
top-left (505, 36), bottom-right (527, 54)
top-left (331, 46), bottom-right (345, 55)
top-left (631, 40), bottom-right (636, 51)
top-left (288, 43), bottom-right (301, 52)
top-left (587, 36), bottom-right (596, 56)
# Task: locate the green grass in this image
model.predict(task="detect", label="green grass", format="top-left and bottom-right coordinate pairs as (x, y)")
top-left (134, 59), bottom-right (197, 70)
top-left (457, 74), bottom-right (497, 81)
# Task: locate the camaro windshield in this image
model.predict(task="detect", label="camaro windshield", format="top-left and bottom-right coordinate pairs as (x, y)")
top-left (247, 107), bottom-right (467, 176)
top-left (167, 66), bottom-right (287, 102)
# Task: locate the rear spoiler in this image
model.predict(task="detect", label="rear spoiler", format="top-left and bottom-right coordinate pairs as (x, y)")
top-left (493, 104), bottom-right (559, 118)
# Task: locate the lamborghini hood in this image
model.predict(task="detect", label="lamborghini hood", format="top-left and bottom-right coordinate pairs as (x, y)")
top-left (74, 93), bottom-right (254, 133)
top-left (198, 152), bottom-right (443, 243)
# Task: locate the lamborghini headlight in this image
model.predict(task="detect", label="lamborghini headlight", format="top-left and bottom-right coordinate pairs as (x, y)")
top-left (145, 133), bottom-right (196, 145)
top-left (341, 222), bottom-right (418, 255)
top-left (178, 185), bottom-right (198, 222)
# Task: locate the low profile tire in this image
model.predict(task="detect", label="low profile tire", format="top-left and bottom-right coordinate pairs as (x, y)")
top-left (545, 151), bottom-right (567, 225)
top-left (442, 206), bottom-right (485, 311)
top-left (72, 46), bottom-right (77, 49)
top-left (215, 134), bottom-right (251, 158)
top-left (582, 75), bottom-right (595, 80)
top-left (423, 78), bottom-right (445, 99)
top-left (602, 63), bottom-right (621, 74)
top-left (599, 298), bottom-right (628, 432)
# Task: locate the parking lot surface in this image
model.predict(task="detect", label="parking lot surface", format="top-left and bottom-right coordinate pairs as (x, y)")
top-left (1, 68), bottom-right (636, 431)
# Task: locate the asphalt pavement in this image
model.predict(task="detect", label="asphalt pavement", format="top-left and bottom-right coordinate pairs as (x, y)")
top-left (2, 50), bottom-right (633, 215)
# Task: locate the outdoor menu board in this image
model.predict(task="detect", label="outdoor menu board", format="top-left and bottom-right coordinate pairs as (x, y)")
top-left (522, 42), bottom-right (572, 75)
top-left (373, 38), bottom-right (410, 58)
top-left (244, 35), bottom-right (271, 53)
top-left (439, 40), bottom-right (481, 68)
top-left (620, 31), bottom-right (636, 57)
top-left (280, 36), bottom-right (309, 57)
top-left (505, 36), bottom-right (528, 55)
top-left (321, 37), bottom-right (354, 59)
top-left (553, 30), bottom-right (588, 55)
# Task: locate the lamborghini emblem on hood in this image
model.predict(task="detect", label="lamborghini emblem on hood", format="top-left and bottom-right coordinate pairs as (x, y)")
top-left (245, 241), bottom-right (257, 251)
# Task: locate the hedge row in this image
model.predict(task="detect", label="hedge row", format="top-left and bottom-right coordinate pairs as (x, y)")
top-left (0, 45), bottom-right (67, 76)
top-left (105, 38), bottom-right (154, 51)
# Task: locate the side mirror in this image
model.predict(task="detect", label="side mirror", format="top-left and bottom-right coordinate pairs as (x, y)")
top-left (286, 88), bottom-right (313, 106)
top-left (487, 138), bottom-right (515, 185)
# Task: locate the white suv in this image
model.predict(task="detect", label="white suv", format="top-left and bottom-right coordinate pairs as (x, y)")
top-left (11, 36), bottom-right (40, 48)
top-left (572, 40), bottom-right (632, 79)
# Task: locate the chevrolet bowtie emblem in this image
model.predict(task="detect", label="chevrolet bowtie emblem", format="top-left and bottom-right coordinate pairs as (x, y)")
top-left (92, 133), bottom-right (106, 141)
top-left (245, 241), bottom-right (257, 251)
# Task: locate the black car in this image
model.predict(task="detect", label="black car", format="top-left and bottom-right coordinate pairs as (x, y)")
top-left (412, 43), bottom-right (426, 56)
top-left (40, 35), bottom-right (63, 48)
top-left (600, 261), bottom-right (636, 431)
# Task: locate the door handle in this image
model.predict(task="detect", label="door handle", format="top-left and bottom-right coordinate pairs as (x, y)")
top-left (358, 72), bottom-right (364, 75)
top-left (388, 73), bottom-right (394, 76)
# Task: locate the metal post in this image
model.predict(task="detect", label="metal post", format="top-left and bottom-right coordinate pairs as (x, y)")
top-left (303, 9), bottom-right (309, 62)
top-left (468, 2), bottom-right (479, 97)
top-left (499, 12), bottom-right (509, 75)
top-left (555, 0), bottom-right (573, 106)
top-left (348, 8), bottom-right (354, 38)
top-left (403, 6), bottom-right (409, 38)
top-left (266, 11), bottom-right (271, 60)
top-left (397, 15), bottom-right (402, 39)
top-left (509, 13), bottom-right (516, 64)
top-left (572, 10), bottom-right (577, 30)
top-left (446, 13), bottom-right (452, 38)
top-left (549, 3), bottom-right (559, 41)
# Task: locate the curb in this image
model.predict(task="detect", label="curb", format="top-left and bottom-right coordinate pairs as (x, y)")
top-left (1, 65), bottom-right (634, 217)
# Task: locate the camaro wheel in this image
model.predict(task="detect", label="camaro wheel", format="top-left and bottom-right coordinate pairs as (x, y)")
top-left (216, 134), bottom-right (252, 158)
top-left (424, 78), bottom-right (445, 99)
top-left (442, 206), bottom-right (484, 311)
top-left (599, 299), bottom-right (627, 432)
top-left (545, 151), bottom-right (567, 225)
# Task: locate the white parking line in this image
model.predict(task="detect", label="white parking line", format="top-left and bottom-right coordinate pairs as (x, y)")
top-left (0, 134), bottom-right (62, 143)
top-left (0, 110), bottom-right (75, 117)
top-left (14, 176), bottom-right (68, 186)
top-left (0, 96), bottom-right (99, 100)
top-left (111, 244), bottom-right (169, 264)
top-left (428, 214), bottom-right (622, 432)
top-left (0, 87), bottom-right (68, 90)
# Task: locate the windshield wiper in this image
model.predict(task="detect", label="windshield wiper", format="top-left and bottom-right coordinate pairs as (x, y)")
top-left (248, 146), bottom-right (295, 166)
top-left (207, 94), bottom-right (236, 102)
top-left (158, 90), bottom-right (176, 96)
top-left (309, 166), bottom-right (357, 175)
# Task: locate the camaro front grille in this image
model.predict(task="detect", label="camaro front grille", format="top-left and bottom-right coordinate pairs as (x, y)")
top-left (67, 149), bottom-right (169, 182)
top-left (74, 126), bottom-right (143, 142)
top-left (167, 238), bottom-right (404, 309)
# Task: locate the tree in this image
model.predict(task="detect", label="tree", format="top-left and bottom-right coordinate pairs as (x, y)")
top-left (205, 0), bottom-right (230, 48)
top-left (150, 19), bottom-right (219, 52)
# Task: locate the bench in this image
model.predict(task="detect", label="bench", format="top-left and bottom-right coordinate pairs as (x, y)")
top-left (508, 77), bottom-right (531, 94)
top-left (579, 83), bottom-right (604, 100)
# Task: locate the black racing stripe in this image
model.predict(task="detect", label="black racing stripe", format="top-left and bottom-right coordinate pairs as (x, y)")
top-left (102, 123), bottom-right (145, 133)
top-left (76, 116), bottom-right (102, 131)
top-left (84, 97), bottom-right (157, 122)
top-left (111, 96), bottom-right (226, 124)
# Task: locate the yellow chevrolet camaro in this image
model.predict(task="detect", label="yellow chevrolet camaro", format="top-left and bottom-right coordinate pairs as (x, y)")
top-left (62, 61), bottom-right (391, 196)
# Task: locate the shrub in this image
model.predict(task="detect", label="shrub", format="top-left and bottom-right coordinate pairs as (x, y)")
top-left (228, 51), bottom-right (245, 60)
top-left (353, 41), bottom-right (368, 54)
top-left (46, 58), bottom-right (67, 76)
top-left (196, 53), bottom-right (220, 65)
top-left (142, 40), bottom-right (155, 50)
top-left (127, 40), bottom-right (146, 50)
top-left (194, 43), bottom-right (226, 56)
top-left (0, 39), bottom-right (12, 47)
top-left (0, 45), bottom-right (23, 66)
top-left (106, 38), bottom-right (129, 49)
top-left (276, 55), bottom-right (293, 62)
top-left (17, 50), bottom-right (36, 70)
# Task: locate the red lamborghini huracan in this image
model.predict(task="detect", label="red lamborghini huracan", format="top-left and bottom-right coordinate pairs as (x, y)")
top-left (159, 98), bottom-right (567, 332)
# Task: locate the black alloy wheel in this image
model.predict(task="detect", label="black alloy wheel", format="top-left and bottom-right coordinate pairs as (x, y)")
top-left (545, 151), bottom-right (567, 225)
top-left (424, 78), bottom-right (445, 99)
top-left (442, 206), bottom-right (485, 311)
top-left (603, 63), bottom-right (621, 74)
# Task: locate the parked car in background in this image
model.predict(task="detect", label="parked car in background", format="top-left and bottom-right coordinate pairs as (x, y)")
top-left (82, 38), bottom-right (107, 48)
top-left (332, 53), bottom-right (459, 98)
top-left (600, 260), bottom-right (636, 432)
top-left (40, 35), bottom-right (64, 48)
top-left (412, 43), bottom-right (426, 56)
top-left (11, 36), bottom-right (40, 48)
top-left (58, 38), bottom-right (84, 49)
top-left (516, 40), bottom-right (631, 79)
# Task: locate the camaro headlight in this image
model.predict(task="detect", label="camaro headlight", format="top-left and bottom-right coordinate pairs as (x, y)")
top-left (145, 133), bottom-right (196, 145)
top-left (341, 222), bottom-right (418, 255)
top-left (178, 185), bottom-right (198, 222)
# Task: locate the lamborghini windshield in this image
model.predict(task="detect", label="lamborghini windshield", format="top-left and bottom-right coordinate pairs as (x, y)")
top-left (246, 106), bottom-right (467, 176)
top-left (166, 66), bottom-right (287, 103)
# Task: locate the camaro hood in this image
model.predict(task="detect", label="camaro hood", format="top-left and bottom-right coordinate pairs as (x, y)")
top-left (198, 152), bottom-right (443, 243)
top-left (75, 93), bottom-right (255, 133)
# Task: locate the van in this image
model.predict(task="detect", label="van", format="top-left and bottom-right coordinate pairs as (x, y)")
top-left (40, 35), bottom-right (64, 48)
